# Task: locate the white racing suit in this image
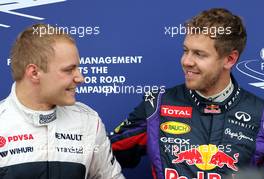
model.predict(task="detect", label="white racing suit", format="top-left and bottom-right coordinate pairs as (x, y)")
top-left (0, 83), bottom-right (125, 179)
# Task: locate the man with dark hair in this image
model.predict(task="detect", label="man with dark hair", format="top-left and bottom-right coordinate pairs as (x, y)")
top-left (110, 8), bottom-right (264, 179)
top-left (0, 24), bottom-right (124, 179)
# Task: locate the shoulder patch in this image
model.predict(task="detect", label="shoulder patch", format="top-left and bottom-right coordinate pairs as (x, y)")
top-left (144, 91), bottom-right (156, 108)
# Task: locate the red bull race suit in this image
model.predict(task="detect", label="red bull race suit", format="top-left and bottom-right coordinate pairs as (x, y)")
top-left (110, 77), bottom-right (264, 179)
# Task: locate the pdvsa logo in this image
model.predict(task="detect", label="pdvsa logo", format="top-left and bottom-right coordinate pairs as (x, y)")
top-left (236, 49), bottom-right (264, 90)
top-left (0, 136), bottom-right (6, 148)
top-left (0, 134), bottom-right (34, 148)
top-left (0, 0), bottom-right (66, 28)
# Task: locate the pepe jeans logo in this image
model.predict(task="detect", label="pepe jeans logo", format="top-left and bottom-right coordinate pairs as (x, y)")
top-left (224, 128), bottom-right (253, 142)
top-left (0, 0), bottom-right (66, 28)
top-left (235, 111), bottom-right (251, 122)
top-left (236, 49), bottom-right (264, 90)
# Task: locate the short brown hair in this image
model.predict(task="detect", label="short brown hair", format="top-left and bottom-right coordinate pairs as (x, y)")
top-left (185, 8), bottom-right (247, 58)
top-left (10, 24), bottom-right (75, 81)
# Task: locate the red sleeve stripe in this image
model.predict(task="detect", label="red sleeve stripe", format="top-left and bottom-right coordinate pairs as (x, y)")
top-left (112, 132), bottom-right (147, 151)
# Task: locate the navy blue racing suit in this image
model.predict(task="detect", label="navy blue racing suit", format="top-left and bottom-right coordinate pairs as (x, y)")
top-left (110, 78), bottom-right (264, 179)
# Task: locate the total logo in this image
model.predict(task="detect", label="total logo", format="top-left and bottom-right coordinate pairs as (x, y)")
top-left (236, 48), bottom-right (264, 90)
top-left (160, 121), bottom-right (191, 135)
top-left (0, 134), bottom-right (34, 148)
top-left (161, 105), bottom-right (192, 118)
top-left (172, 144), bottom-right (239, 171)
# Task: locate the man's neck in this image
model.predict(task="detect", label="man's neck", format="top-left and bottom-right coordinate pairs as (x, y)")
top-left (196, 79), bottom-right (234, 102)
top-left (15, 81), bottom-right (54, 111)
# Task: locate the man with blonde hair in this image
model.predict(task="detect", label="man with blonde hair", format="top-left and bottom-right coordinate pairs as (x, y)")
top-left (0, 24), bottom-right (124, 179)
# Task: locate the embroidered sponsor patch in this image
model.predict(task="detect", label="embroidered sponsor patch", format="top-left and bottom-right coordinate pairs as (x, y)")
top-left (204, 104), bottom-right (221, 114)
top-left (160, 121), bottom-right (191, 134)
top-left (161, 105), bottom-right (192, 118)
top-left (39, 112), bottom-right (56, 124)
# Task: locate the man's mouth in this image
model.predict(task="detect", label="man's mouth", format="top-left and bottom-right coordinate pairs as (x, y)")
top-left (66, 87), bottom-right (76, 92)
top-left (185, 70), bottom-right (200, 78)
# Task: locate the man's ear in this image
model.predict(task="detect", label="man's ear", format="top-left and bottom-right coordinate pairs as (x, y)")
top-left (24, 64), bottom-right (41, 83)
top-left (224, 50), bottom-right (239, 70)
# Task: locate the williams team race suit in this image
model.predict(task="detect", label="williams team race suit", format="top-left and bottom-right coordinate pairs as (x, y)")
top-left (110, 77), bottom-right (264, 179)
top-left (0, 83), bottom-right (125, 179)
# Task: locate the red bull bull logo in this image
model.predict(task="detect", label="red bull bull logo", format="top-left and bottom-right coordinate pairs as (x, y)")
top-left (204, 104), bottom-right (221, 114)
top-left (172, 144), bottom-right (239, 172)
top-left (209, 150), bottom-right (239, 171)
top-left (172, 147), bottom-right (203, 165)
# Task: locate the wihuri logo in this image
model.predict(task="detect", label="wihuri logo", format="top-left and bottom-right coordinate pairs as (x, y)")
top-left (0, 0), bottom-right (66, 28)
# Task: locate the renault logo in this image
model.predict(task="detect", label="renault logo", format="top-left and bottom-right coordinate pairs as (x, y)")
top-left (235, 111), bottom-right (251, 122)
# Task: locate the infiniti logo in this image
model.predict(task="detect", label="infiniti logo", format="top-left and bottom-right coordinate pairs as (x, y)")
top-left (235, 111), bottom-right (251, 122)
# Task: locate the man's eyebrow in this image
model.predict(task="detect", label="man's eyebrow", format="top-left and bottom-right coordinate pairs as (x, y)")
top-left (193, 49), bottom-right (207, 53)
top-left (183, 45), bottom-right (208, 54)
top-left (62, 64), bottom-right (78, 69)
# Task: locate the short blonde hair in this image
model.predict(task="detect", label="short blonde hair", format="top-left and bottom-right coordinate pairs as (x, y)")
top-left (10, 24), bottom-right (75, 81)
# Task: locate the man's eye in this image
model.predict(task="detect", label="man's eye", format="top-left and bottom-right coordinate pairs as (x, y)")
top-left (64, 69), bottom-right (73, 73)
top-left (195, 52), bottom-right (206, 57)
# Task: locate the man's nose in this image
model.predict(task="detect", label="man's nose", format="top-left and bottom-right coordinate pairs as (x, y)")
top-left (74, 69), bottom-right (84, 84)
top-left (182, 54), bottom-right (195, 66)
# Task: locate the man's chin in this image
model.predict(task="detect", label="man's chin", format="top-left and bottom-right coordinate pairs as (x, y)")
top-left (185, 82), bottom-right (199, 90)
top-left (67, 100), bottom-right (76, 106)
top-left (59, 98), bottom-right (76, 106)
